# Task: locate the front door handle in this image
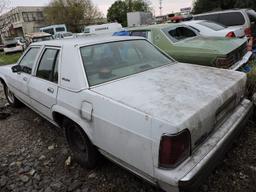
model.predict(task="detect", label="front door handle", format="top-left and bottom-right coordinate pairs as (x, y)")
top-left (47, 87), bottom-right (54, 93)
top-left (23, 77), bottom-right (28, 82)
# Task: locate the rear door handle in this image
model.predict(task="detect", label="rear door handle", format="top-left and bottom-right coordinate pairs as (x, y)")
top-left (23, 77), bottom-right (28, 82)
top-left (47, 87), bottom-right (54, 93)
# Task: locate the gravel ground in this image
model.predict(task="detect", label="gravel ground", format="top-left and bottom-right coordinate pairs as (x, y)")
top-left (0, 85), bottom-right (256, 192)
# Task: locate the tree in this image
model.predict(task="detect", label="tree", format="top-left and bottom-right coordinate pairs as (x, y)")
top-left (0, 0), bottom-right (10, 36)
top-left (193, 0), bottom-right (256, 14)
top-left (44, 0), bottom-right (103, 32)
top-left (107, 0), bottom-right (151, 27)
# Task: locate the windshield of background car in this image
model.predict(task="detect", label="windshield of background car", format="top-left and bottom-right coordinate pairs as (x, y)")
top-left (80, 40), bottom-right (173, 86)
top-left (199, 21), bottom-right (226, 31)
top-left (163, 26), bottom-right (197, 42)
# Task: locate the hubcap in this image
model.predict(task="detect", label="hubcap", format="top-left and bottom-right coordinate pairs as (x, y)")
top-left (6, 87), bottom-right (15, 104)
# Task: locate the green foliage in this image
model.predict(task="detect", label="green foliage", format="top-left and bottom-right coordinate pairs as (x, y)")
top-left (44, 0), bottom-right (103, 33)
top-left (193, 0), bottom-right (256, 14)
top-left (107, 0), bottom-right (151, 27)
top-left (0, 52), bottom-right (22, 65)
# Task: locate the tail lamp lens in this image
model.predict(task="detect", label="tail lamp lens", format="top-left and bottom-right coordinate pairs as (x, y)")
top-left (215, 57), bottom-right (232, 69)
top-left (159, 129), bottom-right (191, 168)
top-left (226, 32), bottom-right (236, 38)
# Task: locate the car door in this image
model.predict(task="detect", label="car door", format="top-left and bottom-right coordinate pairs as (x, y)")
top-left (8, 47), bottom-right (41, 104)
top-left (28, 47), bottom-right (60, 119)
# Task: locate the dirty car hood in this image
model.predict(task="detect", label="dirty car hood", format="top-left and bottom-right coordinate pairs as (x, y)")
top-left (176, 36), bottom-right (246, 55)
top-left (91, 63), bottom-right (246, 147)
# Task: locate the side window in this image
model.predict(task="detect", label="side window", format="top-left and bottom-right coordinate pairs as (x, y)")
top-left (166, 27), bottom-right (197, 42)
top-left (19, 47), bottom-right (40, 74)
top-left (36, 48), bottom-right (59, 83)
top-left (218, 12), bottom-right (245, 26)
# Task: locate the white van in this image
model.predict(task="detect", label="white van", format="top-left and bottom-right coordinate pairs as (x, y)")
top-left (39, 24), bottom-right (67, 36)
top-left (193, 9), bottom-right (256, 38)
top-left (83, 23), bottom-right (123, 36)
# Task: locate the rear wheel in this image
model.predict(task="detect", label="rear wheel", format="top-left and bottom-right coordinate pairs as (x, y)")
top-left (3, 84), bottom-right (23, 107)
top-left (63, 119), bottom-right (99, 169)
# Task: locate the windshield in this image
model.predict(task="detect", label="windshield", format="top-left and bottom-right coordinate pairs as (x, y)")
top-left (80, 40), bottom-right (172, 86)
top-left (199, 21), bottom-right (226, 31)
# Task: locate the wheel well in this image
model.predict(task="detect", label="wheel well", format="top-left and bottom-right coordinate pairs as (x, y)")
top-left (52, 112), bottom-right (67, 128)
top-left (0, 78), bottom-right (6, 87)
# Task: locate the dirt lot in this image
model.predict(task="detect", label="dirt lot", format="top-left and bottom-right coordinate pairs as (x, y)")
top-left (0, 84), bottom-right (256, 192)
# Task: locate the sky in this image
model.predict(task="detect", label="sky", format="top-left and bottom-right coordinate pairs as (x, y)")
top-left (7, 0), bottom-right (193, 16)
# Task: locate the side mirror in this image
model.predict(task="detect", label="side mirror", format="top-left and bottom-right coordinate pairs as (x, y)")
top-left (11, 65), bottom-right (22, 73)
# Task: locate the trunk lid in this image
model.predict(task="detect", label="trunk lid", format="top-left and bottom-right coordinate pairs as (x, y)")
top-left (91, 63), bottom-right (246, 150)
top-left (177, 36), bottom-right (246, 55)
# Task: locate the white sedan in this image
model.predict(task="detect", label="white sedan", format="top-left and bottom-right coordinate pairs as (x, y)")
top-left (183, 20), bottom-right (245, 38)
top-left (0, 36), bottom-right (253, 192)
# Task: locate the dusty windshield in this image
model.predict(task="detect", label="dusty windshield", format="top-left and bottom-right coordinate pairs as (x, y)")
top-left (80, 40), bottom-right (173, 86)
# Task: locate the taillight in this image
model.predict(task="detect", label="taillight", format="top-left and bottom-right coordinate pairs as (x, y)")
top-left (215, 57), bottom-right (232, 69)
top-left (226, 32), bottom-right (236, 38)
top-left (244, 27), bottom-right (252, 37)
top-left (159, 129), bottom-right (191, 168)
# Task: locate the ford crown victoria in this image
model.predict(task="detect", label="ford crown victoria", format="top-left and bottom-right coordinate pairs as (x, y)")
top-left (0, 36), bottom-right (253, 191)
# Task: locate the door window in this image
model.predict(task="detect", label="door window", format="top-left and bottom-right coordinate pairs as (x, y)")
top-left (36, 48), bottom-right (59, 83)
top-left (19, 47), bottom-right (40, 74)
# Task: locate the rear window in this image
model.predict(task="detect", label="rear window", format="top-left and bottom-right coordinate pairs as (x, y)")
top-left (80, 40), bottom-right (172, 86)
top-left (163, 27), bottom-right (197, 42)
top-left (199, 21), bottom-right (226, 31)
top-left (218, 12), bottom-right (245, 26)
top-left (194, 14), bottom-right (219, 22)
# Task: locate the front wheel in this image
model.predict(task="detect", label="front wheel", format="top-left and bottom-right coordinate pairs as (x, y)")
top-left (63, 119), bottom-right (99, 169)
top-left (3, 84), bottom-right (23, 107)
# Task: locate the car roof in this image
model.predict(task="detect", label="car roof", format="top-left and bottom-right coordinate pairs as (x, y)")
top-left (31, 35), bottom-right (145, 47)
top-left (128, 23), bottom-right (183, 31)
top-left (193, 8), bottom-right (250, 16)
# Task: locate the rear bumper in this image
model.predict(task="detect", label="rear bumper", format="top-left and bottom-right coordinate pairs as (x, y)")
top-left (229, 51), bottom-right (252, 71)
top-left (155, 99), bottom-right (253, 192)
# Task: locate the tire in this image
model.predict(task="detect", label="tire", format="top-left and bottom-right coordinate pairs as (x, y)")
top-left (3, 83), bottom-right (23, 107)
top-left (63, 119), bottom-right (99, 169)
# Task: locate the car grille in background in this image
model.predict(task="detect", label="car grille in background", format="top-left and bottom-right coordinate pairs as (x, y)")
top-left (227, 42), bottom-right (247, 65)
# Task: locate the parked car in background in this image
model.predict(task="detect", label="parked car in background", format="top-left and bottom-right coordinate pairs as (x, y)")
top-left (3, 39), bottom-right (23, 54)
top-left (14, 36), bottom-right (27, 50)
top-left (183, 20), bottom-right (245, 38)
top-left (126, 24), bottom-right (252, 70)
top-left (193, 9), bottom-right (256, 41)
top-left (54, 32), bottom-right (74, 39)
top-left (0, 36), bottom-right (253, 192)
top-left (83, 23), bottom-right (123, 36)
top-left (25, 32), bottom-right (53, 45)
top-left (0, 44), bottom-right (4, 52)
top-left (39, 24), bottom-right (67, 36)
